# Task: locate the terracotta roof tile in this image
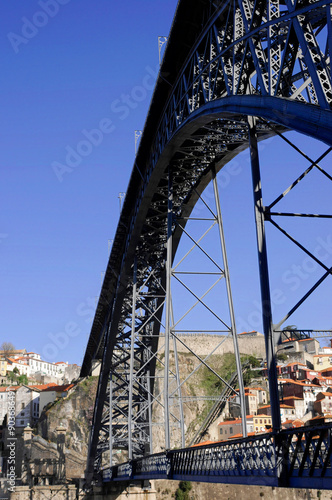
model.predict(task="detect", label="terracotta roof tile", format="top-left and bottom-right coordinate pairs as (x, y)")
top-left (41, 383), bottom-right (74, 393)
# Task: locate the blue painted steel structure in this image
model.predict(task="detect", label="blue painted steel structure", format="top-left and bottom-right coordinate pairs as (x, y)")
top-left (81, 0), bottom-right (332, 490)
top-left (103, 424), bottom-right (332, 489)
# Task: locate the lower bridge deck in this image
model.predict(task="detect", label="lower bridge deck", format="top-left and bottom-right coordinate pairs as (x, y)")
top-left (102, 424), bottom-right (332, 490)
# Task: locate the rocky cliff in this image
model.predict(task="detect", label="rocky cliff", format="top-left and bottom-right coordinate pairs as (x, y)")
top-left (36, 376), bottom-right (98, 457)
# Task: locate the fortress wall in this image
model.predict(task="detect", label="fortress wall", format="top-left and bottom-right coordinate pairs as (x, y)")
top-left (158, 333), bottom-right (266, 359)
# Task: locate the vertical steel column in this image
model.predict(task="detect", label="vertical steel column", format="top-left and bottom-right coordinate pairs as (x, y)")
top-left (164, 166), bottom-right (173, 450)
top-left (248, 116), bottom-right (281, 432)
top-left (128, 257), bottom-right (138, 459)
top-left (146, 368), bottom-right (153, 455)
top-left (109, 372), bottom-right (113, 466)
top-left (171, 304), bottom-right (186, 448)
top-left (212, 167), bottom-right (247, 438)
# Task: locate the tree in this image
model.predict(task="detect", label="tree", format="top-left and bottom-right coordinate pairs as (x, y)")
top-left (277, 352), bottom-right (288, 362)
top-left (18, 374), bottom-right (28, 385)
top-left (175, 481), bottom-right (192, 500)
top-left (7, 371), bottom-right (17, 383)
top-left (0, 342), bottom-right (15, 356)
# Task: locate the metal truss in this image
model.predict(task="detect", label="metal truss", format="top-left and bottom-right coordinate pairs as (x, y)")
top-left (82, 0), bottom-right (332, 486)
top-left (103, 423), bottom-right (332, 490)
top-left (89, 162), bottom-right (249, 473)
top-left (277, 329), bottom-right (332, 341)
top-left (163, 168), bottom-right (247, 448)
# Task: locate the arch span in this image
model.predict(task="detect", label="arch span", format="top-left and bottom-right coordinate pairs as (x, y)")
top-left (82, 0), bottom-right (332, 486)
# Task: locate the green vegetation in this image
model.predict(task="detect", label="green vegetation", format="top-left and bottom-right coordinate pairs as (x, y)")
top-left (201, 353), bottom-right (261, 395)
top-left (277, 352), bottom-right (288, 362)
top-left (6, 370), bottom-right (29, 385)
top-left (186, 353), bottom-right (262, 434)
top-left (175, 481), bottom-right (192, 500)
top-left (18, 374), bottom-right (28, 385)
top-left (79, 376), bottom-right (97, 393)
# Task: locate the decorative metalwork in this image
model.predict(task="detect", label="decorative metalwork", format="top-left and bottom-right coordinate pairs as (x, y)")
top-left (102, 424), bottom-right (332, 489)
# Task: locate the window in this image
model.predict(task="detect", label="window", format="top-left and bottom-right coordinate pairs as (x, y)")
top-left (220, 429), bottom-right (223, 435)
top-left (230, 427), bottom-right (233, 434)
top-left (21, 403), bottom-right (25, 410)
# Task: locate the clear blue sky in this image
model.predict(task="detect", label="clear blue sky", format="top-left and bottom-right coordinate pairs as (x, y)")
top-left (1, 1), bottom-right (331, 366)
top-left (0, 0), bottom-right (178, 364)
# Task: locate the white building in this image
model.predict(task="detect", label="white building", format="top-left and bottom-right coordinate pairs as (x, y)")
top-left (12, 356), bottom-right (67, 380)
top-left (39, 384), bottom-right (75, 416)
top-left (0, 387), bottom-right (18, 425)
top-left (6, 357), bottom-right (31, 377)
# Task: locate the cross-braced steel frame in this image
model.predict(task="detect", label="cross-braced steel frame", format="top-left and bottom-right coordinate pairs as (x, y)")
top-left (81, 0), bottom-right (332, 488)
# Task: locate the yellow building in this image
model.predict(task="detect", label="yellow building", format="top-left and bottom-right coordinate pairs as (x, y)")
top-left (0, 358), bottom-right (7, 376)
top-left (313, 354), bottom-right (332, 371)
top-left (253, 414), bottom-right (272, 432)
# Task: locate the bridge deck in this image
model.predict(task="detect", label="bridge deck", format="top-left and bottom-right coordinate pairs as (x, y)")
top-left (102, 424), bottom-right (332, 490)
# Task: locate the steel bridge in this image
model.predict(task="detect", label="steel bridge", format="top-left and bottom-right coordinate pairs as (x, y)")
top-left (81, 0), bottom-right (332, 491)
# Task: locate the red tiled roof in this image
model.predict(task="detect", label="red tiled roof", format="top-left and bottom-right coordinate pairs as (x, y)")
top-left (229, 432), bottom-right (257, 439)
top-left (285, 362), bottom-right (307, 367)
top-left (191, 440), bottom-right (215, 447)
top-left (309, 414), bottom-right (332, 421)
top-left (41, 383), bottom-right (74, 393)
top-left (317, 392), bottom-right (332, 397)
top-left (238, 331), bottom-right (258, 335)
top-left (258, 403), bottom-right (294, 410)
top-left (217, 416), bottom-right (253, 426)
top-left (283, 379), bottom-right (321, 387)
top-left (218, 419), bottom-right (241, 426)
top-left (283, 419), bottom-right (304, 428)
top-left (0, 386), bottom-right (19, 392)
top-left (28, 383), bottom-right (57, 391)
top-left (292, 419), bottom-right (304, 427)
top-left (282, 396), bottom-right (303, 401)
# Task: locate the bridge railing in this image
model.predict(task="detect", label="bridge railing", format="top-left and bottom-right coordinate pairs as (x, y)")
top-left (102, 423), bottom-right (332, 489)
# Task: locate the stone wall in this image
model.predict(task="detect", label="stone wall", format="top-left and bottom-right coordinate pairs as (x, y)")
top-left (11, 484), bottom-right (77, 500)
top-left (27, 433), bottom-right (85, 481)
top-left (81, 480), bottom-right (332, 500)
top-left (159, 333), bottom-right (266, 359)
